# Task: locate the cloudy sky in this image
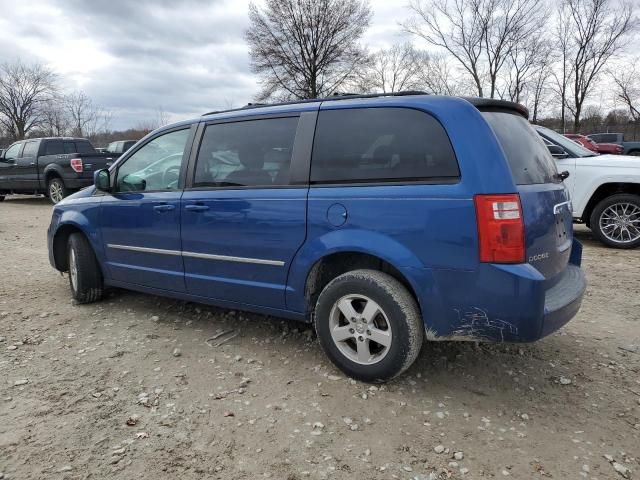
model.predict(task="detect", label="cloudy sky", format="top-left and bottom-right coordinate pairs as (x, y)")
top-left (0, 0), bottom-right (410, 130)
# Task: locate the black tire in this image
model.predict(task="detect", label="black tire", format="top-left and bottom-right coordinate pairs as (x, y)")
top-left (590, 193), bottom-right (640, 249)
top-left (67, 233), bottom-right (104, 303)
top-left (627, 150), bottom-right (640, 157)
top-left (314, 269), bottom-right (424, 383)
top-left (48, 177), bottom-right (68, 204)
top-left (0, 195), bottom-right (5, 202)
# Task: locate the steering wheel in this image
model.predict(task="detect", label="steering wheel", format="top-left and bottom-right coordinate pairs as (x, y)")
top-left (162, 165), bottom-right (181, 187)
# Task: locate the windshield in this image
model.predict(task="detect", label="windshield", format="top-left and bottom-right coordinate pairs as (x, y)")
top-left (535, 126), bottom-right (597, 158)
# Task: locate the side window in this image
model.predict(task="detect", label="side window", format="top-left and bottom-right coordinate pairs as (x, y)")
top-left (116, 128), bottom-right (190, 192)
top-left (22, 141), bottom-right (39, 158)
top-left (3, 143), bottom-right (22, 161)
top-left (193, 116), bottom-right (299, 188)
top-left (310, 108), bottom-right (460, 184)
top-left (63, 142), bottom-right (76, 154)
top-left (45, 140), bottom-right (64, 155)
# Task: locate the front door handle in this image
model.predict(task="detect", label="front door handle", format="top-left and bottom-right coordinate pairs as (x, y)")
top-left (185, 204), bottom-right (209, 212)
top-left (153, 204), bottom-right (175, 212)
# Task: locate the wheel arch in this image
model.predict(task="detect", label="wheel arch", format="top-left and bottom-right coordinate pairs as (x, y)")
top-left (303, 251), bottom-right (423, 317)
top-left (582, 182), bottom-right (640, 226)
top-left (51, 218), bottom-right (102, 273)
top-left (44, 165), bottom-right (64, 184)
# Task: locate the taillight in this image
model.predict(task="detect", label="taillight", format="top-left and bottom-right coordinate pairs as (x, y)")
top-left (70, 158), bottom-right (83, 173)
top-left (474, 194), bottom-right (525, 264)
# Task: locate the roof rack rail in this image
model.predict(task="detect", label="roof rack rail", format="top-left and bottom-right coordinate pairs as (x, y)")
top-left (202, 90), bottom-right (429, 117)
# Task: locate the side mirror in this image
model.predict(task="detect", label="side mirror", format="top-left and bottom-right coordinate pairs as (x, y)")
top-left (94, 169), bottom-right (111, 192)
top-left (547, 145), bottom-right (569, 159)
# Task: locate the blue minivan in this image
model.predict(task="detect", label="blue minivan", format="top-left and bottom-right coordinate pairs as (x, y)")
top-left (47, 93), bottom-right (586, 382)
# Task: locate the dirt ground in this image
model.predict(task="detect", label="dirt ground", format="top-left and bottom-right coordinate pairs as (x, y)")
top-left (0, 195), bottom-right (639, 480)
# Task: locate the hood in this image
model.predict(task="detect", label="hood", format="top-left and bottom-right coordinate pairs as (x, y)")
top-left (57, 186), bottom-right (97, 205)
top-left (582, 154), bottom-right (640, 168)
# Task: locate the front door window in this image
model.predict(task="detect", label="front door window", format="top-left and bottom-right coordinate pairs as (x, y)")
top-left (116, 129), bottom-right (190, 192)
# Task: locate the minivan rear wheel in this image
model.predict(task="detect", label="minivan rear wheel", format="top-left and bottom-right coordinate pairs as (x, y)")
top-left (314, 269), bottom-right (423, 383)
top-left (67, 233), bottom-right (104, 303)
top-left (590, 194), bottom-right (640, 249)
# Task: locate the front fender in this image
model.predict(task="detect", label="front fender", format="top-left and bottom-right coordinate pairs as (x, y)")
top-left (50, 198), bottom-right (105, 273)
top-left (285, 229), bottom-right (428, 313)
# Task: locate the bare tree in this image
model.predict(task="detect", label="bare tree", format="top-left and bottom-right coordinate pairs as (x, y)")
top-left (0, 61), bottom-right (57, 140)
top-left (135, 107), bottom-right (171, 133)
top-left (482, 0), bottom-right (546, 99)
top-left (612, 65), bottom-right (640, 121)
top-left (246, 0), bottom-right (372, 100)
top-left (356, 43), bottom-right (428, 93)
top-left (418, 53), bottom-right (468, 95)
top-left (528, 54), bottom-right (553, 123)
top-left (552, 1), bottom-right (574, 132)
top-left (65, 90), bottom-right (103, 137)
top-left (505, 38), bottom-right (548, 103)
top-left (41, 97), bottom-right (70, 137)
top-left (563, 0), bottom-right (636, 132)
top-left (404, 0), bottom-right (486, 97)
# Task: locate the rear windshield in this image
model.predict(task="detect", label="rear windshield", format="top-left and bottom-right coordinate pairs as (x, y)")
top-left (482, 112), bottom-right (558, 185)
top-left (75, 140), bottom-right (96, 154)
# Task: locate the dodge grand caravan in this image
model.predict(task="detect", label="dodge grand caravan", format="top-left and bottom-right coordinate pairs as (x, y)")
top-left (47, 93), bottom-right (586, 382)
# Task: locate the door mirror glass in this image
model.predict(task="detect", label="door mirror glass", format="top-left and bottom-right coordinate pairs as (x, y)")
top-left (547, 144), bottom-right (569, 159)
top-left (94, 169), bottom-right (111, 192)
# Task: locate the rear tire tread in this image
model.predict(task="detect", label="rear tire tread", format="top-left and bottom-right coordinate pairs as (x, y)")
top-left (314, 269), bottom-right (424, 383)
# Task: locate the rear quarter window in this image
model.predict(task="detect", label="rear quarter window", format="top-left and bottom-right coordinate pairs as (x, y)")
top-left (310, 107), bottom-right (460, 184)
top-left (482, 112), bottom-right (559, 185)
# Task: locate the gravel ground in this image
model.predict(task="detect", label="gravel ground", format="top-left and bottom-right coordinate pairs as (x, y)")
top-left (1, 195), bottom-right (639, 480)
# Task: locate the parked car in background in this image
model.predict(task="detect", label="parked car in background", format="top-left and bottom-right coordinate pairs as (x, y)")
top-left (564, 133), bottom-right (623, 155)
top-left (47, 94), bottom-right (586, 382)
top-left (587, 132), bottom-right (640, 156)
top-left (0, 137), bottom-right (112, 204)
top-left (105, 140), bottom-right (136, 157)
top-left (537, 126), bottom-right (640, 248)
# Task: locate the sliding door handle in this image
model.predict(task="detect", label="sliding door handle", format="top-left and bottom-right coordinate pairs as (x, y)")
top-left (184, 204), bottom-right (209, 212)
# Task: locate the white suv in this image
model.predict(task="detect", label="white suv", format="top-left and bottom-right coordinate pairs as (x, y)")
top-left (536, 125), bottom-right (640, 249)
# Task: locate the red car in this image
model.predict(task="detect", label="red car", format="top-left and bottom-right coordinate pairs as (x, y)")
top-left (564, 134), bottom-right (623, 155)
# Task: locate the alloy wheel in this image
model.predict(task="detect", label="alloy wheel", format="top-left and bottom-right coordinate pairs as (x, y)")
top-left (328, 294), bottom-right (392, 365)
top-left (599, 202), bottom-right (640, 244)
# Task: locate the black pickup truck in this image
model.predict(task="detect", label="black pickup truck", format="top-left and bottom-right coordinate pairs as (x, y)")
top-left (0, 137), bottom-right (112, 204)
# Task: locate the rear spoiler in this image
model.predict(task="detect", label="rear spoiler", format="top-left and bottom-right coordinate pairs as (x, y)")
top-left (462, 97), bottom-right (529, 120)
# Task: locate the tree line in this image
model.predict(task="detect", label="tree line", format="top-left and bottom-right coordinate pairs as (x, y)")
top-left (0, 62), bottom-right (170, 147)
top-left (2, 0), bottom-right (638, 146)
top-left (247, 0), bottom-right (639, 133)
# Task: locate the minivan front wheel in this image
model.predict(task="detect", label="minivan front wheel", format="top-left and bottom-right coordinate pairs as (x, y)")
top-left (590, 194), bottom-right (640, 249)
top-left (314, 269), bottom-right (424, 383)
top-left (67, 233), bottom-right (104, 303)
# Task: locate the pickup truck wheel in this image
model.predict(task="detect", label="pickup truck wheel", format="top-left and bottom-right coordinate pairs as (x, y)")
top-left (314, 269), bottom-right (424, 383)
top-left (628, 150), bottom-right (640, 157)
top-left (590, 194), bottom-right (640, 249)
top-left (48, 177), bottom-right (68, 204)
top-left (67, 233), bottom-right (104, 303)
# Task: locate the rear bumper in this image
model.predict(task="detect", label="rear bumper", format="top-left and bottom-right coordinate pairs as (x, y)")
top-left (540, 264), bottom-right (586, 337)
top-left (416, 240), bottom-right (586, 343)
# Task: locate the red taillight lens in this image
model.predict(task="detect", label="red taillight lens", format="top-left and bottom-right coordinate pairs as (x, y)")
top-left (70, 158), bottom-right (83, 173)
top-left (474, 194), bottom-right (525, 264)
